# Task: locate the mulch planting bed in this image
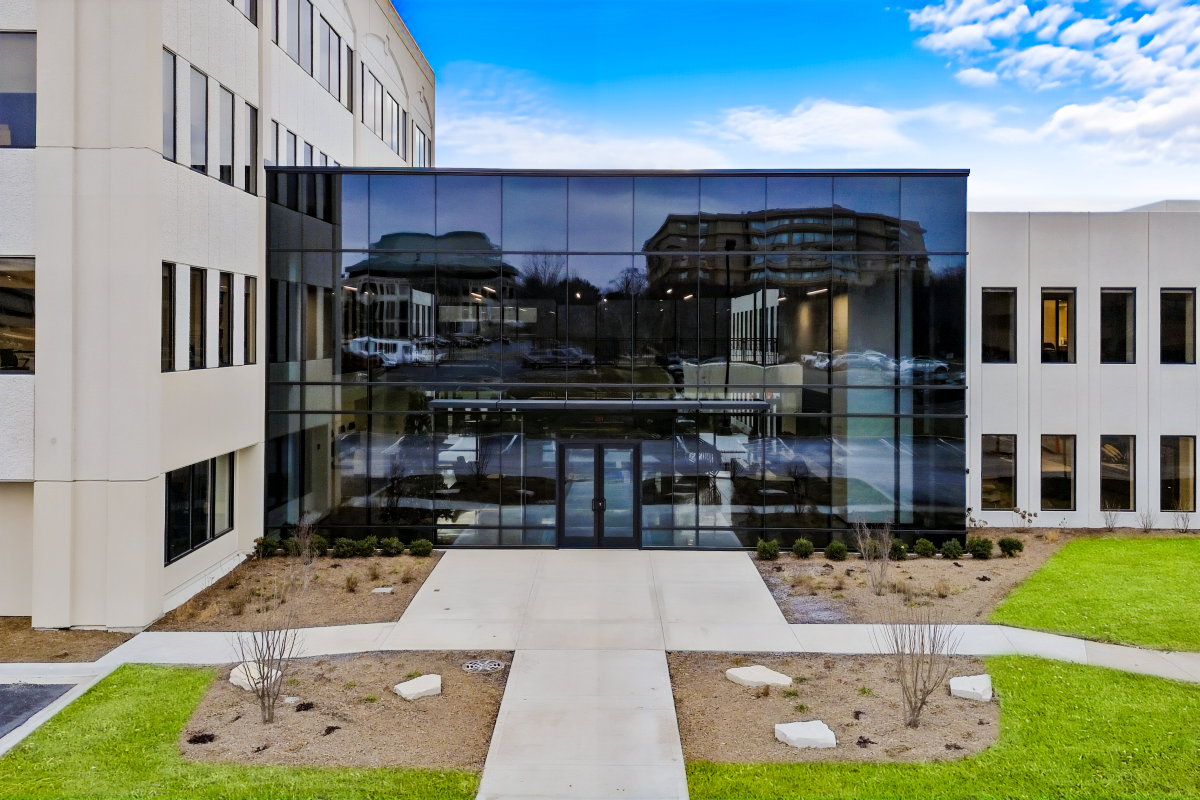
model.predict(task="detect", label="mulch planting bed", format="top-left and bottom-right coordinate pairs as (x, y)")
top-left (757, 529), bottom-right (1065, 624)
top-left (0, 616), bottom-right (132, 663)
top-left (152, 551), bottom-right (442, 632)
top-left (669, 653), bottom-right (999, 763)
top-left (180, 651), bottom-right (509, 769)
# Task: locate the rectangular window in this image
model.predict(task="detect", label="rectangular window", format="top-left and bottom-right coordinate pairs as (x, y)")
top-left (165, 453), bottom-right (234, 564)
top-left (218, 272), bottom-right (233, 366)
top-left (1041, 289), bottom-right (1074, 363)
top-left (303, 141), bottom-right (313, 167)
top-left (981, 288), bottom-right (1015, 363)
top-left (189, 267), bottom-right (206, 369)
top-left (1100, 288), bottom-right (1135, 363)
top-left (161, 263), bottom-right (175, 372)
top-left (415, 126), bottom-right (429, 167)
top-left (269, 119), bottom-right (278, 166)
top-left (1100, 435), bottom-right (1135, 511)
top-left (0, 32), bottom-right (37, 148)
top-left (981, 434), bottom-right (1015, 509)
top-left (244, 103), bottom-right (257, 194)
top-left (285, 0), bottom-right (299, 61)
top-left (387, 94), bottom-right (400, 153)
top-left (286, 130), bottom-right (296, 167)
top-left (299, 0), bottom-right (313, 74)
top-left (189, 67), bottom-right (207, 173)
top-left (1161, 289), bottom-right (1195, 364)
top-left (244, 276), bottom-right (257, 364)
top-left (402, 108), bottom-right (408, 159)
top-left (162, 49), bottom-right (175, 160)
top-left (1041, 434), bottom-right (1076, 510)
top-left (1161, 435), bottom-right (1196, 512)
top-left (344, 46), bottom-right (354, 111)
top-left (317, 16), bottom-right (340, 99)
top-left (318, 151), bottom-right (328, 166)
top-left (230, 0), bottom-right (256, 24)
top-left (0, 258), bottom-right (35, 372)
top-left (218, 87), bottom-right (234, 184)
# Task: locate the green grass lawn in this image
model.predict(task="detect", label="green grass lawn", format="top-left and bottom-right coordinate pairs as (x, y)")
top-left (0, 665), bottom-right (478, 800)
top-left (689, 655), bottom-right (1200, 799)
top-left (990, 537), bottom-right (1200, 652)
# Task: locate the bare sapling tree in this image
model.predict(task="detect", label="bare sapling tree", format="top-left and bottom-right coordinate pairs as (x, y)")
top-left (233, 519), bottom-right (313, 723)
top-left (873, 601), bottom-right (962, 728)
top-left (1172, 505), bottom-right (1192, 534)
top-left (1101, 501), bottom-right (1119, 532)
top-left (1137, 508), bottom-right (1157, 533)
top-left (853, 521), bottom-right (893, 596)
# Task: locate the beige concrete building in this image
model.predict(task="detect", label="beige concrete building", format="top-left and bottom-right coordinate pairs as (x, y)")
top-left (0, 0), bottom-right (433, 630)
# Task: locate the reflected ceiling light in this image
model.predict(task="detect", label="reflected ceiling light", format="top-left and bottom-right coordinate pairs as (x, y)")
top-left (470, 292), bottom-right (483, 300)
top-left (807, 288), bottom-right (828, 296)
top-left (575, 292), bottom-right (581, 299)
top-left (778, 296), bottom-right (787, 301)
top-left (666, 288), bottom-right (673, 294)
top-left (683, 294), bottom-right (694, 301)
top-left (483, 286), bottom-right (496, 294)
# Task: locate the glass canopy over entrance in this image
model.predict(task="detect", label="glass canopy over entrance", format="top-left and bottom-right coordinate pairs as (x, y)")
top-left (265, 168), bottom-right (969, 549)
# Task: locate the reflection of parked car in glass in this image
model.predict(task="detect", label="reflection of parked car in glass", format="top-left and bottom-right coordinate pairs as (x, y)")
top-left (898, 356), bottom-right (950, 383)
top-left (800, 351), bottom-right (831, 370)
top-left (521, 347), bottom-right (595, 369)
top-left (411, 348), bottom-right (444, 366)
top-left (346, 336), bottom-right (423, 367)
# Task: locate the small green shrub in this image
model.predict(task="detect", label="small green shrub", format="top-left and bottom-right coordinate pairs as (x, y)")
top-left (941, 538), bottom-right (964, 559)
top-left (998, 536), bottom-right (1024, 557)
top-left (331, 537), bottom-right (356, 559)
top-left (379, 537), bottom-right (405, 557)
top-left (282, 537), bottom-right (301, 557)
top-left (353, 536), bottom-right (378, 558)
top-left (792, 537), bottom-right (815, 559)
top-left (253, 536), bottom-right (277, 559)
top-left (309, 533), bottom-right (328, 557)
top-left (889, 539), bottom-right (908, 561)
top-left (825, 540), bottom-right (848, 561)
top-left (408, 538), bottom-right (434, 557)
top-left (913, 538), bottom-right (936, 558)
top-left (967, 536), bottom-right (994, 560)
top-left (757, 539), bottom-right (780, 561)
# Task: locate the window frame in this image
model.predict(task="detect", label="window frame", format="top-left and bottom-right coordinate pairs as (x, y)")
top-left (162, 263), bottom-right (175, 372)
top-left (244, 276), bottom-right (257, 365)
top-left (189, 66), bottom-right (208, 174)
top-left (1040, 288), bottom-right (1075, 364)
top-left (980, 433), bottom-right (1016, 510)
top-left (244, 102), bottom-right (258, 194)
top-left (1161, 435), bottom-right (1196, 513)
top-left (0, 257), bottom-right (35, 373)
top-left (1099, 287), bottom-right (1135, 364)
top-left (162, 49), bottom-right (176, 161)
top-left (980, 287), bottom-right (1016, 364)
top-left (0, 32), bottom-right (37, 149)
top-left (189, 267), bottom-right (207, 369)
top-left (164, 454), bottom-right (235, 565)
top-left (1040, 434), bottom-right (1076, 510)
top-left (218, 272), bottom-right (233, 366)
top-left (218, 86), bottom-right (235, 185)
top-left (1160, 288), bottom-right (1196, 365)
top-left (1099, 434), bottom-right (1135, 512)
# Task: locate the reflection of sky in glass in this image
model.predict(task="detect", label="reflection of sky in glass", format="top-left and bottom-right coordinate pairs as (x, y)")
top-left (341, 174), bottom-right (369, 250)
top-left (634, 176), bottom-right (697, 251)
top-left (900, 176), bottom-right (966, 252)
top-left (833, 176), bottom-right (898, 219)
top-left (436, 175), bottom-right (501, 248)
top-left (568, 177), bottom-right (632, 252)
top-left (767, 176), bottom-right (832, 211)
top-left (569, 254), bottom-right (634, 292)
top-left (503, 176), bottom-right (567, 251)
top-left (700, 176), bottom-right (765, 215)
top-left (370, 174), bottom-right (435, 245)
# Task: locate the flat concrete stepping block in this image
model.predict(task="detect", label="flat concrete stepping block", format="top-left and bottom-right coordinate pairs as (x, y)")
top-left (371, 587), bottom-right (393, 594)
top-left (950, 674), bottom-right (992, 701)
top-left (394, 673), bottom-right (441, 700)
top-left (229, 662), bottom-right (281, 692)
top-left (776, 720), bottom-right (836, 749)
top-left (726, 665), bottom-right (792, 688)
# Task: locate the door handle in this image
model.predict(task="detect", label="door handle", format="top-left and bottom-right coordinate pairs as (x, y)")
top-left (592, 498), bottom-right (606, 512)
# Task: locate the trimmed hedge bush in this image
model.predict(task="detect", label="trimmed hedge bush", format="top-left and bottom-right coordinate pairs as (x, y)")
top-left (913, 537), bottom-right (936, 558)
top-left (792, 537), bottom-right (815, 559)
top-left (353, 536), bottom-right (378, 558)
top-left (941, 538), bottom-right (964, 559)
top-left (825, 540), bottom-right (848, 561)
top-left (757, 539), bottom-right (780, 561)
top-left (379, 537), bottom-right (405, 557)
top-left (309, 533), bottom-right (328, 557)
top-left (889, 539), bottom-right (908, 560)
top-left (967, 536), bottom-right (995, 560)
top-left (408, 538), bottom-right (434, 557)
top-left (331, 537), bottom-right (357, 559)
top-left (253, 536), bottom-right (277, 559)
top-left (998, 536), bottom-right (1025, 557)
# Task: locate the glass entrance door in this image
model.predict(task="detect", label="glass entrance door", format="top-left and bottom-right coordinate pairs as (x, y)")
top-left (558, 442), bottom-right (640, 547)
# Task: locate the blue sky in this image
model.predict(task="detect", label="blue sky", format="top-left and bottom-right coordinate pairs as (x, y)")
top-left (395, 0), bottom-right (1200, 210)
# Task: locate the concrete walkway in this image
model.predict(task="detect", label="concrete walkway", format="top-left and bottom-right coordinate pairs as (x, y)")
top-left (3, 549), bottom-right (1200, 788)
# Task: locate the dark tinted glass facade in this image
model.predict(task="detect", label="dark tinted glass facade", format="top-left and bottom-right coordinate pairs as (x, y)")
top-left (265, 169), bottom-right (968, 549)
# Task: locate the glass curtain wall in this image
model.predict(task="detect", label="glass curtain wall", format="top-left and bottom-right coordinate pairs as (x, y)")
top-left (265, 169), bottom-right (968, 549)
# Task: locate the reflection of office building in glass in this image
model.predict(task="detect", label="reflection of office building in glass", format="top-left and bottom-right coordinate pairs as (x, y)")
top-left (266, 170), bottom-right (969, 549)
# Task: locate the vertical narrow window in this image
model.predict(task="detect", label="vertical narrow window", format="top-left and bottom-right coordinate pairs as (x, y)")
top-left (344, 46), bottom-right (354, 111)
top-left (189, 268), bottom-right (206, 369)
top-left (402, 109), bottom-right (408, 159)
top-left (161, 263), bottom-right (175, 372)
top-left (1161, 435), bottom-right (1196, 512)
top-left (218, 272), bottom-right (233, 366)
top-left (1041, 434), bottom-right (1075, 510)
top-left (231, 0), bottom-right (257, 24)
top-left (299, 0), bottom-right (313, 74)
top-left (1100, 288), bottom-right (1135, 363)
top-left (1041, 289), bottom-right (1074, 363)
top-left (286, 130), bottom-right (296, 166)
top-left (286, 0), bottom-right (299, 61)
top-left (0, 258), bottom-right (35, 372)
top-left (212, 453), bottom-right (234, 534)
top-left (1161, 289), bottom-right (1195, 364)
top-left (269, 120), bottom-right (278, 166)
top-left (317, 16), bottom-right (331, 91)
top-left (218, 87), bottom-right (234, 184)
top-left (0, 32), bottom-right (37, 148)
top-left (981, 434), bottom-right (1015, 509)
top-left (318, 151), bottom-right (328, 166)
top-left (981, 288), bottom-right (1015, 363)
top-left (387, 95), bottom-right (400, 153)
top-left (244, 103), bottom-right (257, 193)
top-left (1100, 435), bottom-right (1135, 512)
top-left (189, 67), bottom-right (207, 173)
top-left (244, 276), bottom-right (257, 364)
top-left (165, 464), bottom-right (192, 562)
top-left (162, 49), bottom-right (176, 160)
top-left (302, 141), bottom-right (313, 167)
top-left (272, 0), bottom-right (279, 43)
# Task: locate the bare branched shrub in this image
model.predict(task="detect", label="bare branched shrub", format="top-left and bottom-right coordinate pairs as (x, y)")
top-left (853, 521), bottom-right (892, 596)
top-left (231, 545), bottom-right (310, 724)
top-left (873, 602), bottom-right (961, 728)
top-left (1137, 509), bottom-right (1157, 533)
top-left (1101, 503), bottom-right (1118, 532)
top-left (1172, 510), bottom-right (1192, 534)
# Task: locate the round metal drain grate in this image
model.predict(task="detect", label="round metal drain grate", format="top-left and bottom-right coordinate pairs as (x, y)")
top-left (462, 659), bottom-right (505, 674)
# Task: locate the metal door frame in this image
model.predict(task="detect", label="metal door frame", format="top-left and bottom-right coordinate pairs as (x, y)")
top-left (556, 440), bottom-right (642, 548)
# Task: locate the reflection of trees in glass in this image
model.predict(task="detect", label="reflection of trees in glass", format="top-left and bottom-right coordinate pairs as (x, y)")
top-left (608, 266), bottom-right (648, 298)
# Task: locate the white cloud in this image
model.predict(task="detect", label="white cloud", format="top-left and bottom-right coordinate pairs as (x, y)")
top-left (956, 66), bottom-right (1001, 86)
top-left (709, 100), bottom-right (914, 153)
